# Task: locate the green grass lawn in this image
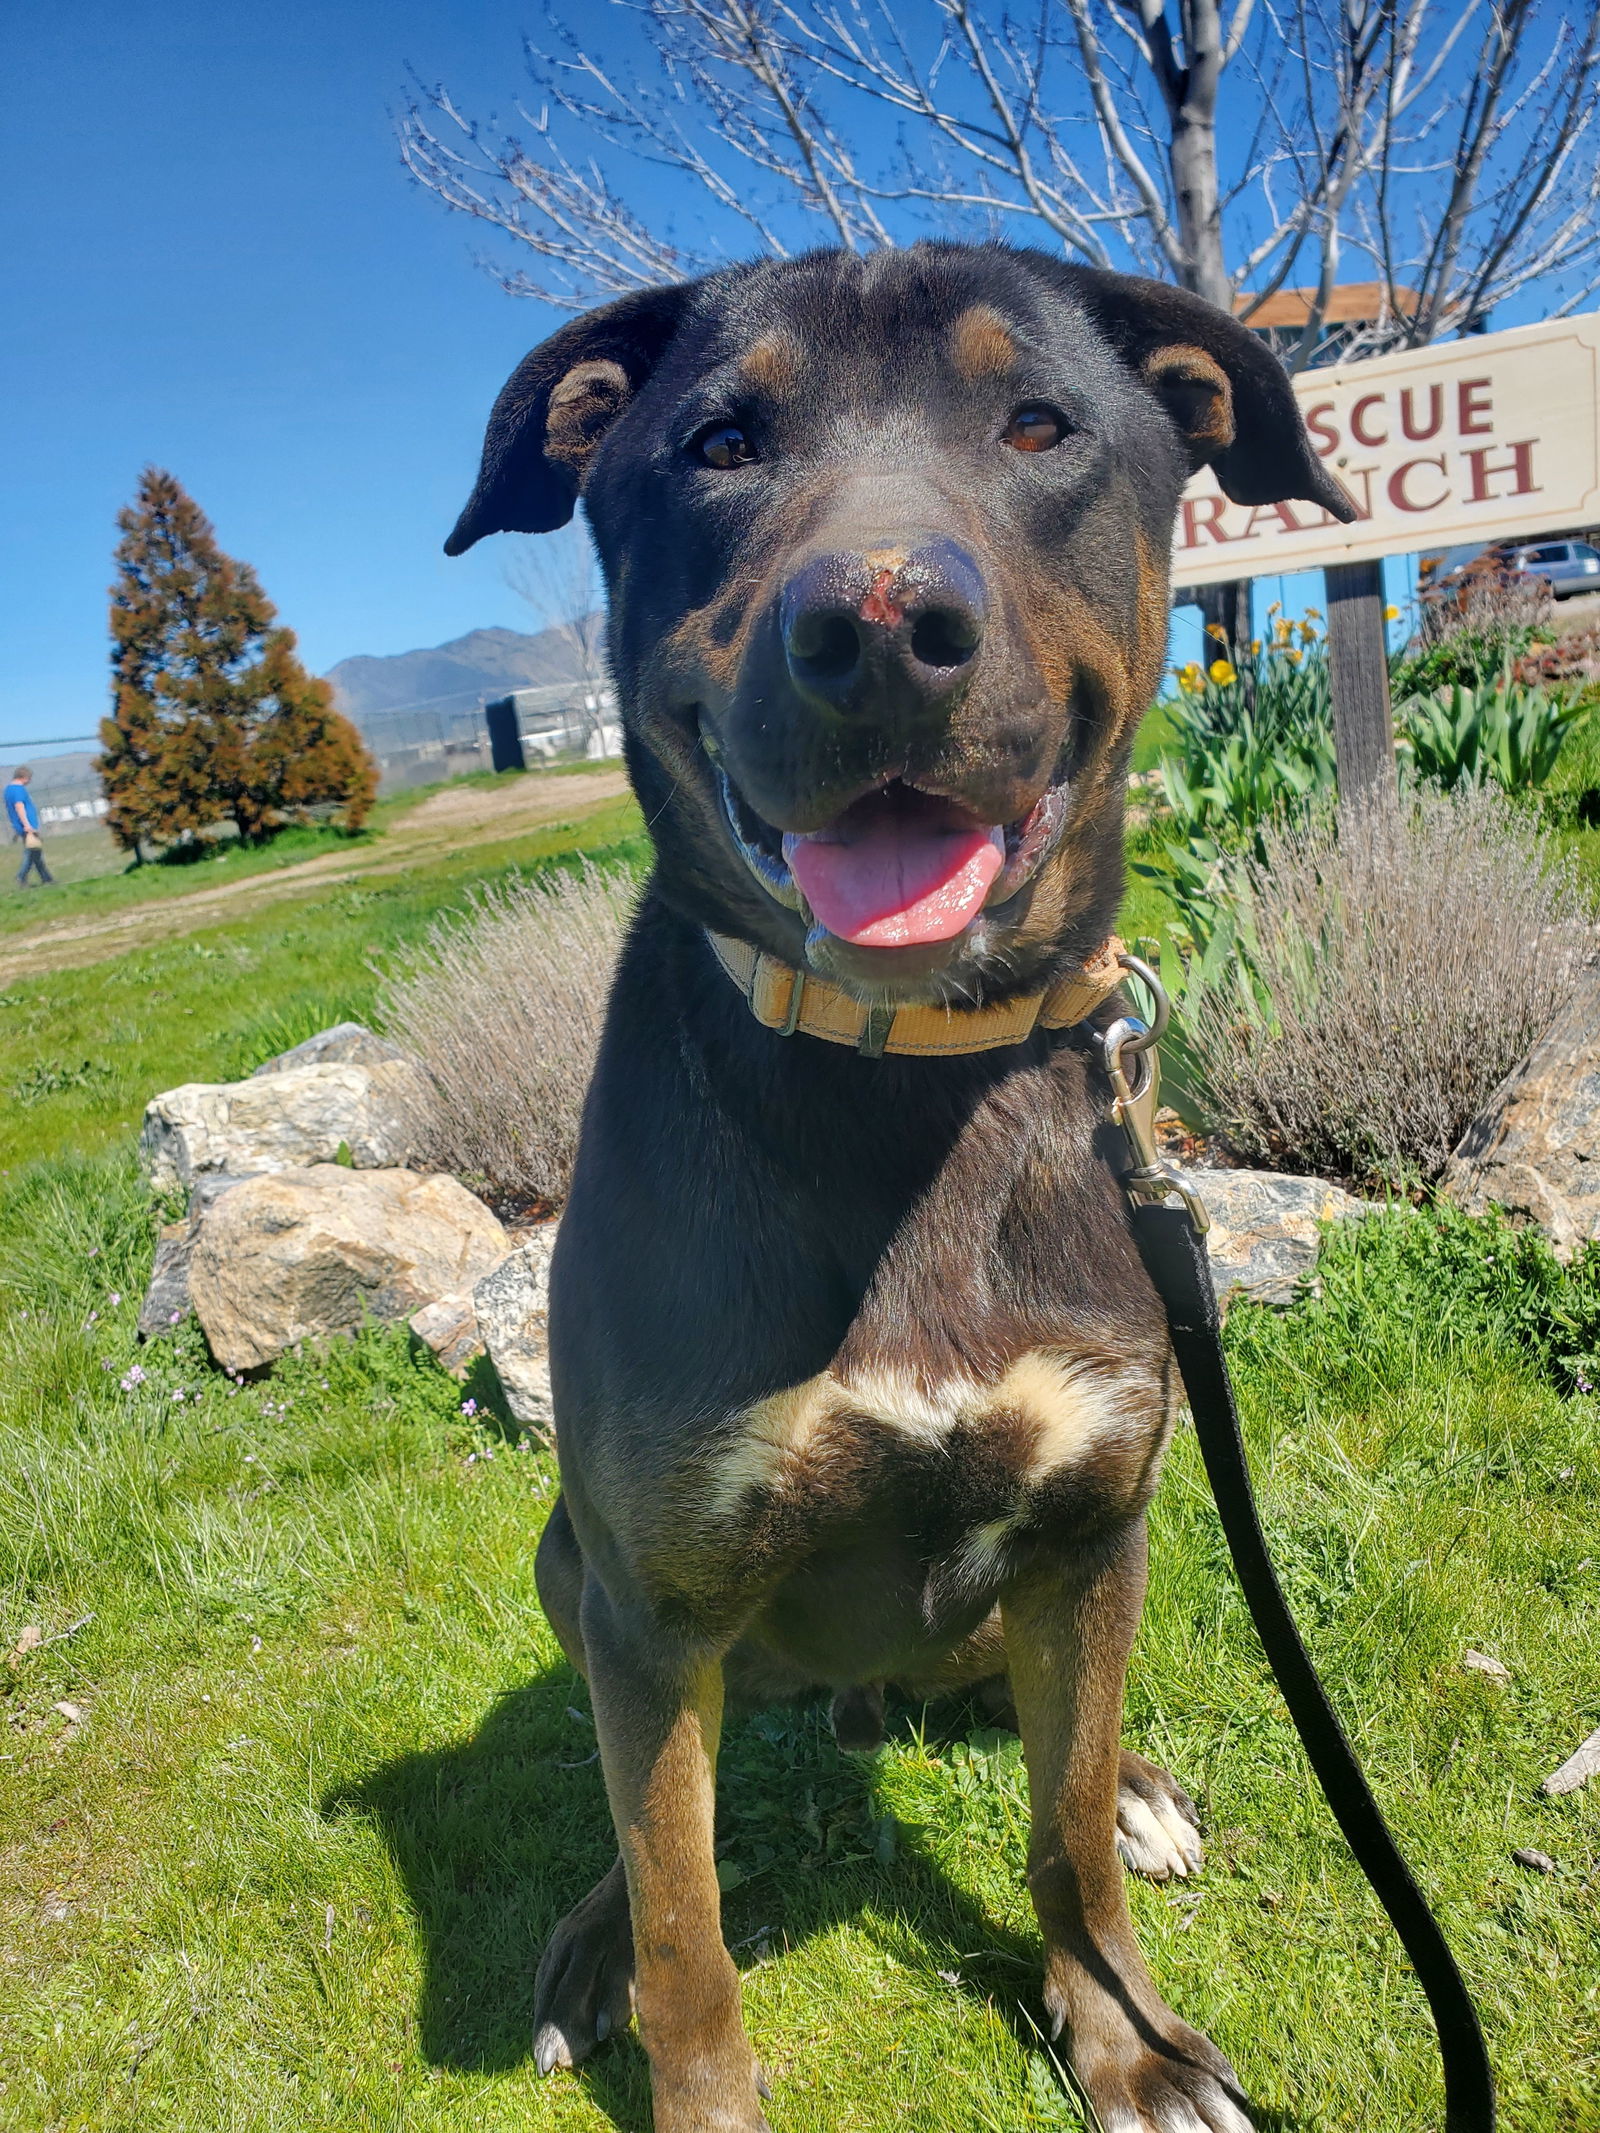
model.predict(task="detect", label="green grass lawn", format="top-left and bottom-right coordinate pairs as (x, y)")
top-left (0, 819), bottom-right (381, 939)
top-left (0, 792), bottom-right (644, 1175)
top-left (2, 784), bottom-right (1598, 2131)
top-left (0, 763), bottom-right (618, 943)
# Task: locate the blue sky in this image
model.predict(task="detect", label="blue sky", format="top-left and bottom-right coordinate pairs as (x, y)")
top-left (3, 2), bottom-right (649, 750)
top-left (4, 2), bottom-right (1585, 752)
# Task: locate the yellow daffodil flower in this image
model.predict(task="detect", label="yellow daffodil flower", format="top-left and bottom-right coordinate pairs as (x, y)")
top-left (1208, 659), bottom-right (1238, 685)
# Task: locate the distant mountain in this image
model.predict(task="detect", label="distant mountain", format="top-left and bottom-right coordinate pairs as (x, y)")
top-left (324, 624), bottom-right (588, 723)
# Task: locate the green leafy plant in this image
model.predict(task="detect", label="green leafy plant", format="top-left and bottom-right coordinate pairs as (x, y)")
top-left (11, 1058), bottom-right (114, 1106)
top-left (1138, 616), bottom-right (1335, 955)
top-left (1396, 671), bottom-right (1589, 792)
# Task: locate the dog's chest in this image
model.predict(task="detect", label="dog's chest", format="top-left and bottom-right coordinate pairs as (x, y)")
top-left (709, 1347), bottom-right (1162, 1552)
top-left (699, 1346), bottom-right (1166, 1674)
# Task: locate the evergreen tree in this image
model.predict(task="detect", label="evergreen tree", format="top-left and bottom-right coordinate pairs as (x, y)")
top-left (100, 468), bottom-right (376, 855)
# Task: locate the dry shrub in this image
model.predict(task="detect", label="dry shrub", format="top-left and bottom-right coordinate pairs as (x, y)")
top-left (1395, 563), bottom-right (1554, 697)
top-left (379, 861), bottom-right (634, 1205)
top-left (1175, 785), bottom-right (1589, 1189)
top-left (1419, 560), bottom-right (1553, 650)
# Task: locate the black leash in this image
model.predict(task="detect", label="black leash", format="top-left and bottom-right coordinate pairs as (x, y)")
top-left (1101, 962), bottom-right (1495, 2133)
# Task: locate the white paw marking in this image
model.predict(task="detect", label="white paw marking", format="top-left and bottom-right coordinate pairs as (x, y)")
top-left (1117, 1791), bottom-right (1203, 1882)
top-left (1159, 2104), bottom-right (1212, 2133)
top-left (1184, 2085), bottom-right (1253, 2133)
top-left (1106, 2094), bottom-right (1250, 2133)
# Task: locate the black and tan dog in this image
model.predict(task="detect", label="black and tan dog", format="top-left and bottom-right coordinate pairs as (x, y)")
top-left (446, 243), bottom-right (1353, 2133)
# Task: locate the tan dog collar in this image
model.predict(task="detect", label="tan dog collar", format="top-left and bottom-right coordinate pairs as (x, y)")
top-left (707, 930), bottom-right (1126, 1058)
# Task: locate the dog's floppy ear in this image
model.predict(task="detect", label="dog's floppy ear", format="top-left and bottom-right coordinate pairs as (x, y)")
top-left (1052, 266), bottom-right (1357, 522)
top-left (445, 281), bottom-right (697, 555)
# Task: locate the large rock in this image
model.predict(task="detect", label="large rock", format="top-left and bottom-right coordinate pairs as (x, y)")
top-left (189, 1167), bottom-right (510, 1371)
top-left (137, 1174), bottom-right (256, 1339)
top-left (1192, 1168), bottom-right (1375, 1306)
top-left (473, 1226), bottom-right (560, 1431)
top-left (252, 1021), bottom-right (408, 1077)
top-left (1441, 968), bottom-right (1600, 1254)
top-left (141, 1060), bottom-right (434, 1196)
top-left (408, 1292), bottom-right (484, 1377)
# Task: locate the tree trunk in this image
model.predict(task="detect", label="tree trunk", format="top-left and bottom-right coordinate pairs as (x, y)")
top-left (1171, 0), bottom-right (1229, 309)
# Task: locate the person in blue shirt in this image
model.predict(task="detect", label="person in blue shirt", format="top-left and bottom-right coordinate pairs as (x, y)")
top-left (4, 767), bottom-right (54, 886)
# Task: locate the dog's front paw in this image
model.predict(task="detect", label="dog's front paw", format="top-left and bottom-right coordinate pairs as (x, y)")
top-left (1077, 2026), bottom-right (1252, 2133)
top-left (1046, 1958), bottom-right (1250, 2132)
top-left (532, 1860), bottom-right (635, 2074)
top-left (1117, 1749), bottom-right (1204, 1882)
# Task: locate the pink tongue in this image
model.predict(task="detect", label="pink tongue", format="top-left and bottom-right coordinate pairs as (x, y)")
top-left (784, 792), bottom-right (1005, 947)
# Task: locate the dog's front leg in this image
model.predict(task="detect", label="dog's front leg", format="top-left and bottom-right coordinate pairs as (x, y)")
top-left (1003, 1521), bottom-right (1251, 2133)
top-left (581, 1577), bottom-right (771, 2133)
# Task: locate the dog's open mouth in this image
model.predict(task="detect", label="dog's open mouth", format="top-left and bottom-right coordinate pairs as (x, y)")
top-left (716, 772), bottom-right (1067, 949)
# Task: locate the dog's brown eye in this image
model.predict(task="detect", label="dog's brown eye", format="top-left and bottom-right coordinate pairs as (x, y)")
top-left (1004, 404), bottom-right (1066, 453)
top-left (698, 423), bottom-right (758, 469)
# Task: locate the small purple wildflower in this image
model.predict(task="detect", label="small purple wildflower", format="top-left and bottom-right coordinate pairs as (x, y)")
top-left (460, 1398), bottom-right (478, 1418)
top-left (108, 1292), bottom-right (121, 1308)
top-left (169, 1310), bottom-right (181, 1324)
top-left (1577, 1372), bottom-right (1594, 1395)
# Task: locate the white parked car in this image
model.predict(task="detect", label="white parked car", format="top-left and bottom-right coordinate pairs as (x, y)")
top-left (1504, 539), bottom-right (1600, 598)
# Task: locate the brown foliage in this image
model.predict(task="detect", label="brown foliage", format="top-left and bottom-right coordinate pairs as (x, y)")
top-left (378, 862), bottom-right (633, 1206)
top-left (99, 468), bottom-right (377, 852)
top-left (1176, 786), bottom-right (1589, 1190)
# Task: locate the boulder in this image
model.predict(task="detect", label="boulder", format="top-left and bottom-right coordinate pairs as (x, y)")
top-left (409, 1292), bottom-right (484, 1377)
top-left (188, 1166), bottom-right (510, 1372)
top-left (137, 1220), bottom-right (196, 1339)
top-left (141, 1060), bottom-right (434, 1196)
top-left (1441, 967), bottom-right (1600, 1254)
top-left (473, 1226), bottom-right (560, 1431)
top-left (252, 1021), bottom-right (408, 1077)
top-left (1192, 1168), bottom-right (1376, 1307)
top-left (136, 1174), bottom-right (255, 1339)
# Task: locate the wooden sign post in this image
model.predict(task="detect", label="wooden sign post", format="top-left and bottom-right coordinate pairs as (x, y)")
top-left (1324, 560), bottom-right (1397, 802)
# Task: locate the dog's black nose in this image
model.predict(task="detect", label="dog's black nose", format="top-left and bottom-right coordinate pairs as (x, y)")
top-left (780, 537), bottom-right (986, 715)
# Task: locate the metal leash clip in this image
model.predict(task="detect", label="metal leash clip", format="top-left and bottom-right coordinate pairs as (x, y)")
top-left (1100, 952), bottom-right (1211, 1236)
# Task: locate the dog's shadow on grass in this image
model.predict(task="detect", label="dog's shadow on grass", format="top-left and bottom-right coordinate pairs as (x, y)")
top-left (327, 1672), bottom-right (1300, 2133)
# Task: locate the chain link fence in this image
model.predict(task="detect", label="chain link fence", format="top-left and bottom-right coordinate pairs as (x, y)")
top-left (6, 681), bottom-right (623, 830)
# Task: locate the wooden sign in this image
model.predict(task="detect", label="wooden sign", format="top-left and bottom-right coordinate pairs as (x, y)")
top-left (1171, 311), bottom-right (1600, 588)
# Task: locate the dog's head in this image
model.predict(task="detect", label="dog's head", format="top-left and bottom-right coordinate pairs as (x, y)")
top-left (448, 245), bottom-right (1350, 1005)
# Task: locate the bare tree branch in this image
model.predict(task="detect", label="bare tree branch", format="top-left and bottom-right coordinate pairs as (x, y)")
top-left (397, 0), bottom-right (1600, 354)
top-left (504, 526), bottom-right (614, 753)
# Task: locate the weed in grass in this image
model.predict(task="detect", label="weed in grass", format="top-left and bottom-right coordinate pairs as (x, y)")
top-left (10, 1056), bottom-right (115, 1104)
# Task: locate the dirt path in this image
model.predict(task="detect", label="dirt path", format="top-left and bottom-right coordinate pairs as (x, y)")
top-left (3, 771), bottom-right (629, 979)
